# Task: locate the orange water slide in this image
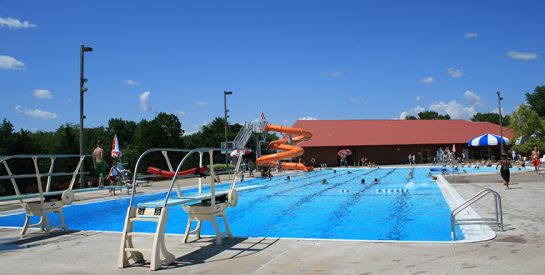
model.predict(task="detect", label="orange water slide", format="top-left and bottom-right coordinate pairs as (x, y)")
top-left (256, 124), bottom-right (314, 172)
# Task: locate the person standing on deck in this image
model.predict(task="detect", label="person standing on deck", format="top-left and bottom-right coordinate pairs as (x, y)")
top-left (531, 146), bottom-right (541, 173)
top-left (92, 140), bottom-right (108, 188)
top-left (496, 153), bottom-right (511, 190)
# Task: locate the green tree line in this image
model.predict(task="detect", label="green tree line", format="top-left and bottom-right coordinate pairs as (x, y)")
top-left (1, 113), bottom-right (277, 195)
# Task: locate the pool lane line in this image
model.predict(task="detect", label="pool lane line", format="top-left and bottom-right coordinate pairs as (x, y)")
top-left (318, 169), bottom-right (399, 238)
top-left (229, 169), bottom-right (380, 218)
top-left (245, 169), bottom-right (382, 235)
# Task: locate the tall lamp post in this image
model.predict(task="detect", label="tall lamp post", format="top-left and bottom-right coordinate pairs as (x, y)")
top-left (224, 91), bottom-right (233, 166)
top-left (79, 44), bottom-right (93, 188)
top-left (496, 91), bottom-right (504, 155)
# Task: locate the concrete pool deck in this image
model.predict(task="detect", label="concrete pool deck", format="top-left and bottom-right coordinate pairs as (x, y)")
top-left (0, 169), bottom-right (544, 274)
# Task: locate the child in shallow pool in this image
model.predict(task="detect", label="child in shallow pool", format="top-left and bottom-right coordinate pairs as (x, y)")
top-left (373, 178), bottom-right (379, 184)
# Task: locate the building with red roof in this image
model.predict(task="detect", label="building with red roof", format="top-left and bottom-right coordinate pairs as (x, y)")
top-left (291, 119), bottom-right (511, 166)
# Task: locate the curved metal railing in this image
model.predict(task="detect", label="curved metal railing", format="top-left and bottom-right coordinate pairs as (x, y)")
top-left (451, 188), bottom-right (503, 239)
top-left (128, 147), bottom-right (242, 208)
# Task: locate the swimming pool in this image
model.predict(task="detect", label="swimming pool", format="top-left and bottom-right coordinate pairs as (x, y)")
top-left (0, 166), bottom-right (509, 242)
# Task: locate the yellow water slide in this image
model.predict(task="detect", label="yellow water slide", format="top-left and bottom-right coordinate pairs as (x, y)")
top-left (256, 124), bottom-right (314, 172)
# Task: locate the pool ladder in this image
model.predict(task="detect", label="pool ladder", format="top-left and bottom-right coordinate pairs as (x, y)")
top-left (450, 188), bottom-right (503, 239)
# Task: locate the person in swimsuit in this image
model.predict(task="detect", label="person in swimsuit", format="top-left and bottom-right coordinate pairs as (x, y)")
top-left (496, 153), bottom-right (511, 190)
top-left (531, 146), bottom-right (541, 173)
top-left (92, 140), bottom-right (107, 188)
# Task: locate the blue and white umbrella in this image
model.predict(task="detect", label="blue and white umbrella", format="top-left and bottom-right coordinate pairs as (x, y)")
top-left (468, 134), bottom-right (510, 147)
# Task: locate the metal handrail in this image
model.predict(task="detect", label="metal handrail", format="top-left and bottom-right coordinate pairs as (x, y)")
top-left (128, 148), bottom-right (192, 207)
top-left (451, 188), bottom-right (503, 239)
top-left (128, 147), bottom-right (244, 208)
top-left (1, 154), bottom-right (89, 202)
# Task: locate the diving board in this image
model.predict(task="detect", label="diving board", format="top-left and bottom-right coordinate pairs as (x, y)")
top-left (137, 184), bottom-right (263, 208)
top-left (118, 147), bottom-right (255, 271)
top-left (0, 186), bottom-right (127, 203)
top-left (0, 154), bottom-right (89, 235)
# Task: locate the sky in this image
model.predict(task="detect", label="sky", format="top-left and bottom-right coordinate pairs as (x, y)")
top-left (1, 0), bottom-right (544, 134)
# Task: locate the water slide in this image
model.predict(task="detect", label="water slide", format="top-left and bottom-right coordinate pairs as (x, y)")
top-left (256, 124), bottom-right (314, 172)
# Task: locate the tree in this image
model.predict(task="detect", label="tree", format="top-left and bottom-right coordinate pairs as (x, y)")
top-left (405, 115), bottom-right (417, 120)
top-left (55, 124), bottom-right (79, 153)
top-left (152, 113), bottom-right (184, 147)
top-left (132, 113), bottom-right (185, 172)
top-left (471, 112), bottom-right (511, 126)
top-left (409, 111), bottom-right (451, 120)
top-left (0, 119), bottom-right (16, 155)
top-left (108, 118), bottom-right (137, 149)
top-left (29, 131), bottom-right (56, 154)
top-left (508, 104), bottom-right (545, 154)
top-left (13, 129), bottom-right (34, 154)
top-left (525, 85), bottom-right (545, 117)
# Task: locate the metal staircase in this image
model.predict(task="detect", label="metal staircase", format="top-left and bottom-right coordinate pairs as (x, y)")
top-left (233, 122), bottom-right (254, 149)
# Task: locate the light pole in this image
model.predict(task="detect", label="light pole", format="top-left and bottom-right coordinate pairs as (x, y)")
top-left (79, 44), bottom-right (93, 188)
top-left (496, 91), bottom-right (504, 155)
top-left (224, 91), bottom-right (233, 166)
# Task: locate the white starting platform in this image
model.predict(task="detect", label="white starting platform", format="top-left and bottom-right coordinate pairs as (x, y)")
top-left (118, 147), bottom-right (263, 271)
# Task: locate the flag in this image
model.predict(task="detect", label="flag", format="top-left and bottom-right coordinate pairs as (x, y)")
top-left (111, 134), bottom-right (122, 158)
top-left (260, 110), bottom-right (266, 120)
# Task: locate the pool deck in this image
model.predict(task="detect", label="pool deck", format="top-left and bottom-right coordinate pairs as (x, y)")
top-left (0, 169), bottom-right (544, 274)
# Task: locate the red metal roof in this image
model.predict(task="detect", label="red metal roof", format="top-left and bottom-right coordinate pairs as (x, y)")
top-left (291, 119), bottom-right (512, 147)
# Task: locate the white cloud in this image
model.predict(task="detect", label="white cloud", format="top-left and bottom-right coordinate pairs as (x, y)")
top-left (282, 120), bottom-right (290, 124)
top-left (0, 55), bottom-right (25, 70)
top-left (139, 91), bottom-right (156, 113)
top-left (399, 105), bottom-right (425, 119)
top-left (447, 67), bottom-right (464, 78)
top-left (177, 110), bottom-right (187, 116)
top-left (124, 80), bottom-right (138, 86)
top-left (462, 32), bottom-right (478, 39)
top-left (399, 112), bottom-right (409, 120)
top-left (507, 51), bottom-right (538, 61)
top-left (348, 96), bottom-right (364, 103)
top-left (429, 100), bottom-right (476, 120)
top-left (416, 96), bottom-right (421, 101)
top-left (421, 76), bottom-right (435, 84)
top-left (0, 17), bottom-right (37, 29)
top-left (320, 69), bottom-right (349, 77)
top-left (194, 101), bottom-right (207, 106)
top-left (24, 108), bottom-right (58, 119)
top-left (33, 89), bottom-right (53, 99)
top-left (299, 116), bottom-right (318, 120)
top-left (463, 90), bottom-right (483, 107)
top-left (401, 90), bottom-right (486, 120)
top-left (15, 105), bottom-right (23, 113)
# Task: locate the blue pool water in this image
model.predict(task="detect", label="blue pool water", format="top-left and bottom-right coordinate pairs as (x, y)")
top-left (0, 167), bottom-right (493, 241)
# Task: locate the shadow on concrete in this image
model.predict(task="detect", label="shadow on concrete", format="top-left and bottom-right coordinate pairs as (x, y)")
top-left (0, 229), bottom-right (99, 254)
top-left (159, 237), bottom-right (279, 270)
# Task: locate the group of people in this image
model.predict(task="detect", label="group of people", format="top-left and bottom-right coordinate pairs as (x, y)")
top-left (92, 140), bottom-right (129, 196)
top-left (359, 156), bottom-right (378, 168)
